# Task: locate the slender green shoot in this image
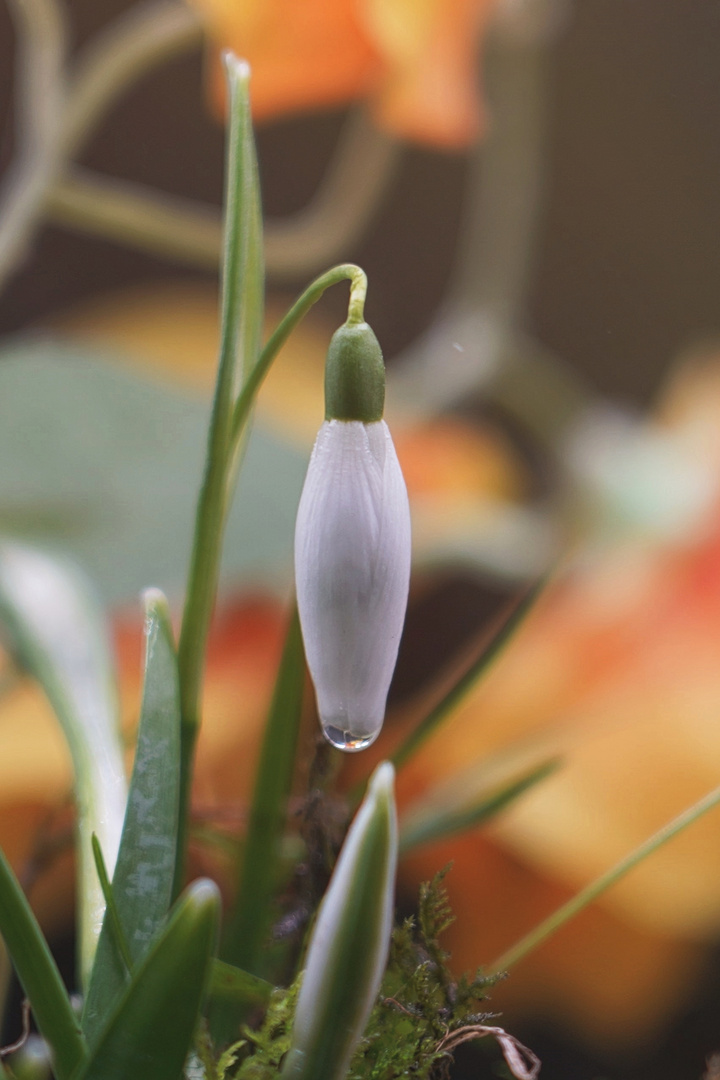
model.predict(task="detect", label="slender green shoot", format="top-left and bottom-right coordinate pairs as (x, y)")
top-left (222, 606), bottom-right (305, 976)
top-left (90, 835), bottom-right (133, 976)
top-left (75, 881), bottom-right (220, 1080)
top-left (491, 781), bottom-right (720, 973)
top-left (398, 759), bottom-right (560, 854)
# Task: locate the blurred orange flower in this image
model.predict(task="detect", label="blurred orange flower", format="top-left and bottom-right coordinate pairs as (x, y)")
top-left (188, 0), bottom-right (498, 147)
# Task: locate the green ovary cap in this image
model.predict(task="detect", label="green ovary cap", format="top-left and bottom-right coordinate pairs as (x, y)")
top-left (324, 320), bottom-right (385, 422)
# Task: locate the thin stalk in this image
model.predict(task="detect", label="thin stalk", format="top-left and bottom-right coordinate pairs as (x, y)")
top-left (230, 263), bottom-right (367, 446)
top-left (491, 782), bottom-right (720, 973)
top-left (175, 262), bottom-right (366, 895)
top-left (211, 607), bottom-right (304, 1044)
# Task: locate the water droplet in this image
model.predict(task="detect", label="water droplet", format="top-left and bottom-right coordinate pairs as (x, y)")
top-left (322, 724), bottom-right (379, 753)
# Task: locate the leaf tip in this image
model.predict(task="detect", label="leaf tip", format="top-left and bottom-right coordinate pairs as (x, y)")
top-left (222, 51), bottom-right (251, 86)
top-left (185, 878), bottom-right (222, 914)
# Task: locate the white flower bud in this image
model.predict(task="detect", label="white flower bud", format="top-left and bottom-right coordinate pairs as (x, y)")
top-left (294, 418), bottom-right (411, 751)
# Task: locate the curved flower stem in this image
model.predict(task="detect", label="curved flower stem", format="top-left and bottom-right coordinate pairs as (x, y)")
top-left (175, 256), bottom-right (365, 897)
top-left (490, 781), bottom-right (720, 973)
top-left (60, 0), bottom-right (203, 158)
top-left (0, 0), bottom-right (66, 292)
top-left (229, 263), bottom-right (367, 447)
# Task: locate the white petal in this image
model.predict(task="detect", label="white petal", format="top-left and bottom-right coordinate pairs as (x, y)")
top-left (294, 420), bottom-right (411, 750)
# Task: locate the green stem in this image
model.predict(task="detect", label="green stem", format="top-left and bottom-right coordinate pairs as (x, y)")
top-left (173, 73), bottom-right (367, 901)
top-left (0, 848), bottom-right (86, 1080)
top-left (175, 263), bottom-right (365, 894)
top-left (491, 781), bottom-right (720, 973)
top-left (229, 263), bottom-right (367, 448)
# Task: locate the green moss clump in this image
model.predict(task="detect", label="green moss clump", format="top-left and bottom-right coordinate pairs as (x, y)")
top-left (217, 868), bottom-right (504, 1080)
top-left (347, 867), bottom-right (503, 1080)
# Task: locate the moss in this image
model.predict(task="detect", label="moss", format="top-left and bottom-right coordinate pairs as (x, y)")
top-left (219, 867), bottom-right (503, 1080)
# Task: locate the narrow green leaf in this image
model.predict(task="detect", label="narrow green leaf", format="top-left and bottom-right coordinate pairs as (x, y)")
top-left (90, 834), bottom-right (132, 976)
top-left (398, 760), bottom-right (560, 853)
top-left (223, 605), bottom-right (305, 976)
top-left (491, 780), bottom-right (720, 974)
top-left (392, 578), bottom-right (546, 773)
top-left (227, 54), bottom-right (264, 391)
top-left (0, 847), bottom-right (86, 1080)
top-left (83, 588), bottom-right (181, 1045)
top-left (0, 543), bottom-right (127, 987)
top-left (209, 960), bottom-right (274, 1007)
top-left (75, 879), bottom-right (220, 1080)
top-left (175, 54), bottom-right (265, 897)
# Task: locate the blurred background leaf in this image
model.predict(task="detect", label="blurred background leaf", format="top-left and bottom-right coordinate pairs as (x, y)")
top-left (0, 340), bottom-right (308, 605)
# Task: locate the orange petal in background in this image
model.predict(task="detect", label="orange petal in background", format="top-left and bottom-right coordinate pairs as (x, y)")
top-left (363, 0), bottom-right (496, 146)
top-left (189, 0), bottom-right (495, 147)
top-left (189, 0), bottom-right (380, 124)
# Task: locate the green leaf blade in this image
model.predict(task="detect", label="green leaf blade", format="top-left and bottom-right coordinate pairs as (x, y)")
top-left (398, 759), bottom-right (561, 853)
top-left (76, 879), bottom-right (220, 1080)
top-left (222, 605), bottom-right (305, 977)
top-left (176, 53), bottom-right (266, 896)
top-left (0, 848), bottom-right (86, 1080)
top-left (83, 589), bottom-right (181, 1045)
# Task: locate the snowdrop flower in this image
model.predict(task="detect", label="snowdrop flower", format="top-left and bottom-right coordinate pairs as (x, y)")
top-left (282, 762), bottom-right (398, 1080)
top-left (294, 318), bottom-right (411, 751)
